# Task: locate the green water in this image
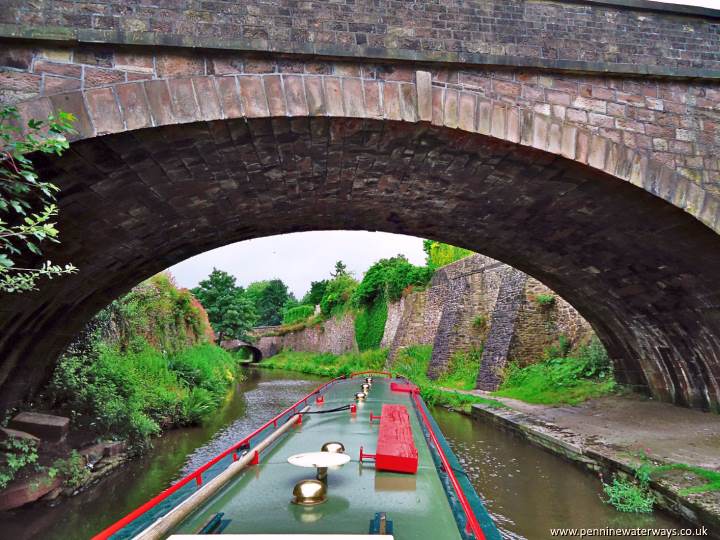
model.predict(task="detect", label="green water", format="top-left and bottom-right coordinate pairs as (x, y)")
top-left (0, 369), bottom-right (704, 539)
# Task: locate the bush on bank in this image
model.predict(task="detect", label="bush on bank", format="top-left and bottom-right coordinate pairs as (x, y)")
top-left (41, 273), bottom-right (242, 453)
top-left (494, 337), bottom-right (616, 405)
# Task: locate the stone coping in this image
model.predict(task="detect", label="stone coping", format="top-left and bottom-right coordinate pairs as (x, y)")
top-left (2, 22), bottom-right (720, 81)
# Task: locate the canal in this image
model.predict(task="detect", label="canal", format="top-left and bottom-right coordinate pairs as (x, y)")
top-left (0, 368), bottom-right (698, 539)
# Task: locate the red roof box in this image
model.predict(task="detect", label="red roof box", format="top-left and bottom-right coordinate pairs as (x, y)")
top-left (375, 404), bottom-right (418, 474)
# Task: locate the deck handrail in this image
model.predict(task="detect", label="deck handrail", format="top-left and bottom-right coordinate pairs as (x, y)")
top-left (412, 392), bottom-right (487, 540)
top-left (92, 375), bottom-right (345, 540)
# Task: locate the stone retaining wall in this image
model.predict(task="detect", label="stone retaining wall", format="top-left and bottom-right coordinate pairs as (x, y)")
top-left (256, 254), bottom-right (594, 388)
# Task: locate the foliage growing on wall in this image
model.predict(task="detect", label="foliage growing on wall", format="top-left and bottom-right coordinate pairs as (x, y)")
top-left (192, 269), bottom-right (257, 340)
top-left (354, 298), bottom-right (388, 351)
top-left (283, 304), bottom-right (315, 325)
top-left (0, 105), bottom-right (77, 293)
top-left (423, 240), bottom-right (474, 269)
top-left (352, 255), bottom-right (433, 307)
top-left (319, 273), bottom-right (358, 316)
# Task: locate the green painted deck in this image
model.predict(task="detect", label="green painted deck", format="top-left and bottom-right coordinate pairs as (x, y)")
top-left (170, 377), bottom-right (464, 539)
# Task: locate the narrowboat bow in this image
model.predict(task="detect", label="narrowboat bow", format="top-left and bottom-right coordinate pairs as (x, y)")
top-left (93, 372), bottom-right (501, 540)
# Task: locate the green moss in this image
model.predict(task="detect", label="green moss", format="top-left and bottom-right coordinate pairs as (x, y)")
top-left (355, 298), bottom-right (388, 351)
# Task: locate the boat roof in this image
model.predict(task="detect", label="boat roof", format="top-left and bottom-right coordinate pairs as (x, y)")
top-left (166, 376), bottom-right (464, 539)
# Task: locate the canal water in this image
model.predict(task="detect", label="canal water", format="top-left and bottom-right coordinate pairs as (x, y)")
top-left (0, 368), bottom-right (699, 539)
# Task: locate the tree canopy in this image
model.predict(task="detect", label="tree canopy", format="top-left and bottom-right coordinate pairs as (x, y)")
top-left (246, 279), bottom-right (293, 326)
top-left (191, 269), bottom-right (257, 340)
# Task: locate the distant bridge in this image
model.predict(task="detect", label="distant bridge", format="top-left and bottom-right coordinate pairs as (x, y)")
top-left (1, 0), bottom-right (720, 410)
top-left (219, 340), bottom-right (263, 363)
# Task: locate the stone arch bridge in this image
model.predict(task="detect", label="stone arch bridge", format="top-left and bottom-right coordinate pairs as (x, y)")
top-left (1, 0), bottom-right (720, 411)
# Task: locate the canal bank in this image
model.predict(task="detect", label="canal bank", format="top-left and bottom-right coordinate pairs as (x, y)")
top-left (0, 368), bottom-right (708, 539)
top-left (469, 393), bottom-right (720, 538)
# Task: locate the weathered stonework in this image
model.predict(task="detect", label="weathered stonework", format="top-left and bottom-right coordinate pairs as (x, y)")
top-left (1, 1), bottom-right (720, 411)
top-left (253, 312), bottom-right (358, 359)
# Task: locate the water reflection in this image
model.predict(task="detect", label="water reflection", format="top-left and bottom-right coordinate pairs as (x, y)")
top-left (431, 406), bottom-right (703, 540)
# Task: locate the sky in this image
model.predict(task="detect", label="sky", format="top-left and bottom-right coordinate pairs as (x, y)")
top-left (169, 231), bottom-right (427, 299)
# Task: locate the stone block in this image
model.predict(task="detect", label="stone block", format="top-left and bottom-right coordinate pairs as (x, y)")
top-left (415, 70), bottom-right (432, 122)
top-left (342, 77), bottom-right (365, 118)
top-left (305, 76), bottom-right (326, 116)
top-left (399, 83), bottom-right (417, 123)
top-left (0, 473), bottom-right (62, 511)
top-left (217, 76), bottom-right (244, 118)
top-left (168, 78), bottom-right (199, 122)
top-left (442, 88), bottom-right (458, 129)
top-left (143, 80), bottom-right (175, 125)
top-left (458, 92), bottom-right (476, 132)
top-left (0, 427), bottom-right (40, 443)
top-left (49, 91), bottom-right (94, 139)
top-left (192, 77), bottom-right (223, 121)
top-left (284, 75), bottom-right (308, 117)
top-left (363, 80), bottom-right (382, 119)
top-left (263, 74), bottom-right (286, 116)
top-left (116, 82), bottom-right (153, 130)
top-left (431, 86), bottom-right (444, 127)
top-left (382, 81), bottom-right (401, 121)
top-left (85, 87), bottom-right (123, 135)
top-left (324, 77), bottom-right (344, 116)
top-left (9, 412), bottom-right (69, 443)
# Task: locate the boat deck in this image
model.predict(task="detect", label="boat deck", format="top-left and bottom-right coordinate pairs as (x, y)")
top-left (169, 376), bottom-right (464, 539)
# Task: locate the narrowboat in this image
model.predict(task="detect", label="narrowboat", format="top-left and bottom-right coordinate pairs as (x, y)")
top-left (93, 372), bottom-right (501, 540)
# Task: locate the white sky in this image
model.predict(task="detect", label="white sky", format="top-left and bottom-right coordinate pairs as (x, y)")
top-left (169, 231), bottom-right (427, 298)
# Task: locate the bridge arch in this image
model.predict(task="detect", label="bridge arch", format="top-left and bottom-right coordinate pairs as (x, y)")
top-left (220, 340), bottom-right (263, 363)
top-left (1, 71), bottom-right (720, 412)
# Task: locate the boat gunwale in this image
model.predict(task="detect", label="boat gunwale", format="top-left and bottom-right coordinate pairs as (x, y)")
top-left (91, 374), bottom-right (362, 539)
top-left (92, 371), bottom-right (493, 540)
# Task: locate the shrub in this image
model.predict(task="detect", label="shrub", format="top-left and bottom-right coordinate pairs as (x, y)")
top-left (53, 450), bottom-right (90, 490)
top-left (437, 347), bottom-right (482, 390)
top-left (355, 298), bottom-right (388, 351)
top-left (352, 256), bottom-right (433, 307)
top-left (472, 315), bottom-right (487, 330)
top-left (319, 274), bottom-right (358, 316)
top-left (495, 337), bottom-right (615, 405)
top-left (423, 240), bottom-right (474, 269)
top-left (283, 304), bottom-right (315, 325)
top-left (262, 349), bottom-right (387, 378)
top-left (534, 293), bottom-right (556, 307)
top-left (602, 476), bottom-right (654, 513)
top-left (0, 436), bottom-right (38, 490)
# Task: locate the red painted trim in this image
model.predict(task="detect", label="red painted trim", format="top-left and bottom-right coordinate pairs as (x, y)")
top-left (412, 393), bottom-right (486, 540)
top-left (91, 375), bottom-right (345, 540)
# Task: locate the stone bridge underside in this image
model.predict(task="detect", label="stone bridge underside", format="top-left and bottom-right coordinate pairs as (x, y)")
top-left (1, 0), bottom-right (720, 411)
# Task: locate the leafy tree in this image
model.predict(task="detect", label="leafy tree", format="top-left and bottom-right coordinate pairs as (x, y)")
top-left (331, 260), bottom-right (349, 278)
top-left (352, 255), bottom-right (433, 307)
top-left (246, 278), bottom-right (291, 326)
top-left (302, 279), bottom-right (328, 306)
top-left (191, 269), bottom-right (257, 340)
top-left (319, 273), bottom-right (358, 316)
top-left (0, 105), bottom-right (77, 293)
